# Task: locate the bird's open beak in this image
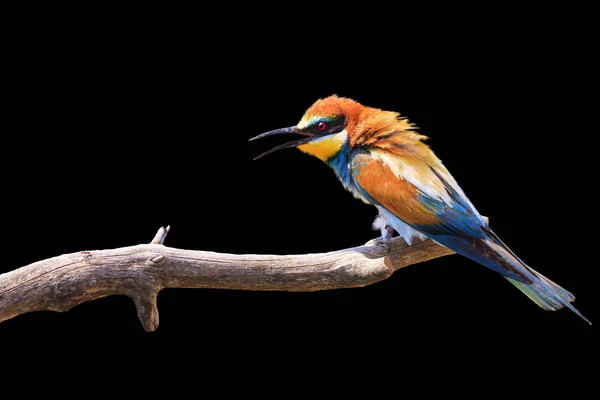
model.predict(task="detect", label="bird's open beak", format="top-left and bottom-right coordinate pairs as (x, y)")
top-left (249, 126), bottom-right (313, 160)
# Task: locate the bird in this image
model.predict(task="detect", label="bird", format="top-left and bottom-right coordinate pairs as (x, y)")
top-left (250, 95), bottom-right (590, 324)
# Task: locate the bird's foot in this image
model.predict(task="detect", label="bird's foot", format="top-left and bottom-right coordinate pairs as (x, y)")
top-left (366, 225), bottom-right (395, 247)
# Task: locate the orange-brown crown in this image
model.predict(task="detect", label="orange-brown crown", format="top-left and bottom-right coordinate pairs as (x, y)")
top-left (299, 95), bottom-right (425, 150)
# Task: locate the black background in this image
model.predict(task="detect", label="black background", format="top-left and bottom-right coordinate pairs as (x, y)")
top-left (1, 9), bottom-right (596, 391)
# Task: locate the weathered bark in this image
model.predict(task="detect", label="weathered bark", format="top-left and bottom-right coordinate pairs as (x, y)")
top-left (0, 227), bottom-right (454, 331)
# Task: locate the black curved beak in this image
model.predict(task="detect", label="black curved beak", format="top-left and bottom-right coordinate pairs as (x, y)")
top-left (249, 126), bottom-right (313, 160)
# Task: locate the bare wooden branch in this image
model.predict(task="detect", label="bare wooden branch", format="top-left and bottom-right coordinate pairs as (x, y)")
top-left (150, 225), bottom-right (170, 245)
top-left (0, 227), bottom-right (454, 332)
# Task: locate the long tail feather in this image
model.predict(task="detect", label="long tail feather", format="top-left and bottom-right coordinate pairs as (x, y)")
top-left (505, 276), bottom-right (591, 324)
top-left (485, 236), bottom-right (591, 324)
top-left (432, 231), bottom-right (591, 324)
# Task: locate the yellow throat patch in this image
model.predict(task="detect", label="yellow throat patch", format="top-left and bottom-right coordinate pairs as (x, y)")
top-left (297, 130), bottom-right (348, 161)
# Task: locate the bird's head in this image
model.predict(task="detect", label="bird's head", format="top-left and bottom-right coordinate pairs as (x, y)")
top-left (250, 95), bottom-right (420, 162)
top-left (250, 95), bottom-right (362, 162)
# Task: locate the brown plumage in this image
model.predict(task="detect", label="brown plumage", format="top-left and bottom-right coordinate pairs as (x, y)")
top-left (300, 95), bottom-right (427, 152)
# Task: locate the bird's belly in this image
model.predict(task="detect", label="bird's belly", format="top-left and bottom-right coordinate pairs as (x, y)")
top-left (376, 206), bottom-right (426, 245)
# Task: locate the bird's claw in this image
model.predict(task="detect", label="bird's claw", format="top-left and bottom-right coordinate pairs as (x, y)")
top-left (365, 235), bottom-right (392, 248)
top-left (366, 223), bottom-right (395, 247)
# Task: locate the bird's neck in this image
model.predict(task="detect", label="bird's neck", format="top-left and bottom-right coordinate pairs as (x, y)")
top-left (326, 139), bottom-right (354, 191)
top-left (296, 130), bottom-right (364, 201)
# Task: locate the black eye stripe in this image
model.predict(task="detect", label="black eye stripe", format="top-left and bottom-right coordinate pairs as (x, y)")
top-left (307, 117), bottom-right (346, 136)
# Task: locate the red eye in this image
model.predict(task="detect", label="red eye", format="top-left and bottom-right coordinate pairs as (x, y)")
top-left (318, 122), bottom-right (327, 131)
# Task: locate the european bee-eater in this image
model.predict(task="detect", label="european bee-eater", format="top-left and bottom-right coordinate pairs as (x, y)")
top-left (251, 95), bottom-right (590, 324)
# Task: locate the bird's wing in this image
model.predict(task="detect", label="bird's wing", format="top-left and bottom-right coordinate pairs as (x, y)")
top-left (350, 149), bottom-right (488, 238)
top-left (349, 149), bottom-right (534, 283)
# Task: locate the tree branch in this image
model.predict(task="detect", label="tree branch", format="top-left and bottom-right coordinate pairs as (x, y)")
top-left (0, 227), bottom-right (454, 332)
